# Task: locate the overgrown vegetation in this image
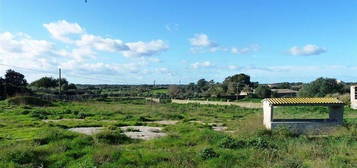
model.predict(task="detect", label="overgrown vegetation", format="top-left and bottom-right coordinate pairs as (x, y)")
top-left (0, 98), bottom-right (357, 167)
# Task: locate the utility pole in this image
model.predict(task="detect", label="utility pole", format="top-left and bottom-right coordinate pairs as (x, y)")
top-left (59, 68), bottom-right (61, 96)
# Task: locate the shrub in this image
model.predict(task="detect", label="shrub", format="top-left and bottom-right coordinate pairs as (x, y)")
top-left (255, 85), bottom-right (272, 98)
top-left (325, 93), bottom-right (350, 105)
top-left (6, 96), bottom-right (52, 106)
top-left (94, 129), bottom-right (131, 144)
top-left (34, 128), bottom-right (76, 145)
top-left (92, 145), bottom-right (121, 166)
top-left (218, 136), bottom-right (245, 149)
top-left (199, 148), bottom-right (219, 160)
top-left (0, 143), bottom-right (47, 167)
top-left (30, 110), bottom-right (51, 119)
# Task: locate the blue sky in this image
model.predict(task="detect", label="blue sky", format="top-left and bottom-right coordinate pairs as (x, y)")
top-left (0, 0), bottom-right (356, 84)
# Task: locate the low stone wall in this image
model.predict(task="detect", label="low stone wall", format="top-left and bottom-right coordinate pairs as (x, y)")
top-left (171, 99), bottom-right (262, 109)
top-left (146, 98), bottom-right (161, 103)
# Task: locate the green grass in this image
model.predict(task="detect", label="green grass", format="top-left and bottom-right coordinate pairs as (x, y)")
top-left (1, 98), bottom-right (357, 167)
top-left (150, 88), bottom-right (168, 95)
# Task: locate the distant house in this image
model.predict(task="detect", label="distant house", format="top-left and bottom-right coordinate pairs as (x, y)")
top-left (271, 89), bottom-right (298, 97)
top-left (267, 83), bottom-right (280, 88)
top-left (239, 90), bottom-right (252, 96)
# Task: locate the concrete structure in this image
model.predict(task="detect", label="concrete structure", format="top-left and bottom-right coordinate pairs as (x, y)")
top-left (263, 98), bottom-right (344, 134)
top-left (351, 85), bottom-right (357, 109)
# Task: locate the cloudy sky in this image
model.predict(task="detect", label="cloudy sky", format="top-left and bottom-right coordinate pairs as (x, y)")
top-left (0, 0), bottom-right (357, 84)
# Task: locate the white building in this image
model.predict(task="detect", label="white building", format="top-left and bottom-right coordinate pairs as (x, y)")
top-left (351, 86), bottom-right (357, 110)
top-left (263, 98), bottom-right (344, 134)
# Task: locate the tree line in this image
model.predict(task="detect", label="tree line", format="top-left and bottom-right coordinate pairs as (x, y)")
top-left (0, 69), bottom-right (77, 100)
top-left (168, 74), bottom-right (351, 100)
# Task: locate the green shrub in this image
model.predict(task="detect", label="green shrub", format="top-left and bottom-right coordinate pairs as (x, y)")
top-left (30, 110), bottom-right (51, 119)
top-left (218, 136), bottom-right (245, 149)
top-left (199, 148), bottom-right (219, 160)
top-left (34, 128), bottom-right (76, 145)
top-left (6, 96), bottom-right (52, 106)
top-left (0, 143), bottom-right (47, 167)
top-left (94, 129), bottom-right (131, 144)
top-left (92, 145), bottom-right (121, 166)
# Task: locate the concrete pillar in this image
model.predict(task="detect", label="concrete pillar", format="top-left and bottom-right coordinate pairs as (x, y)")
top-left (329, 105), bottom-right (344, 124)
top-left (351, 86), bottom-right (357, 109)
top-left (263, 100), bottom-right (273, 129)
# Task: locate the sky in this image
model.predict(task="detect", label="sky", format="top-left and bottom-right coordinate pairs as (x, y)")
top-left (0, 0), bottom-right (356, 84)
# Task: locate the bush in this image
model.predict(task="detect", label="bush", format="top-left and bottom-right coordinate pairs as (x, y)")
top-left (218, 136), bottom-right (245, 149)
top-left (255, 85), bottom-right (272, 98)
top-left (30, 110), bottom-right (51, 119)
top-left (34, 128), bottom-right (76, 145)
top-left (0, 143), bottom-right (47, 167)
top-left (199, 148), bottom-right (219, 160)
top-left (94, 129), bottom-right (131, 144)
top-left (6, 96), bottom-right (52, 106)
top-left (325, 93), bottom-right (350, 105)
top-left (92, 145), bottom-right (121, 166)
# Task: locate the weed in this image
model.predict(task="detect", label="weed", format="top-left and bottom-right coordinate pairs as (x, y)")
top-left (199, 147), bottom-right (219, 160)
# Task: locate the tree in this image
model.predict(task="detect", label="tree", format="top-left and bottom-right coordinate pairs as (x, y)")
top-left (66, 83), bottom-right (77, 90)
top-left (276, 82), bottom-right (291, 89)
top-left (223, 73), bottom-right (251, 96)
top-left (31, 77), bottom-right (58, 88)
top-left (255, 85), bottom-right (272, 98)
top-left (4, 69), bottom-right (28, 96)
top-left (298, 77), bottom-right (344, 97)
top-left (0, 77), bottom-right (5, 100)
top-left (208, 84), bottom-right (224, 98)
top-left (168, 85), bottom-right (182, 98)
top-left (197, 79), bottom-right (209, 93)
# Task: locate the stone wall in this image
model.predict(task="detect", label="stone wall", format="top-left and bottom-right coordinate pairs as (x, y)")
top-left (171, 99), bottom-right (262, 108)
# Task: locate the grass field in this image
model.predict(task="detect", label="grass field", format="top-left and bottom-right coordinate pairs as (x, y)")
top-left (1, 98), bottom-right (357, 167)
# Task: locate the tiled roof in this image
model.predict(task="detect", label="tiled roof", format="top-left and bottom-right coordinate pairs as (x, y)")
top-left (264, 98), bottom-right (344, 105)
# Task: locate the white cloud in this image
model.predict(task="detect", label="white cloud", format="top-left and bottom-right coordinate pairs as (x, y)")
top-left (227, 65), bottom-right (240, 70)
top-left (189, 33), bottom-right (217, 48)
top-left (122, 40), bottom-right (168, 57)
top-left (165, 23), bottom-right (179, 32)
top-left (189, 33), bottom-right (259, 55)
top-left (191, 61), bottom-right (213, 69)
top-left (44, 20), bottom-right (168, 58)
top-left (75, 34), bottom-right (129, 52)
top-left (43, 20), bottom-right (84, 43)
top-left (231, 44), bottom-right (260, 54)
top-left (0, 20), bottom-right (169, 83)
top-left (0, 32), bottom-right (56, 71)
top-left (289, 44), bottom-right (327, 56)
top-left (55, 47), bottom-right (95, 62)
